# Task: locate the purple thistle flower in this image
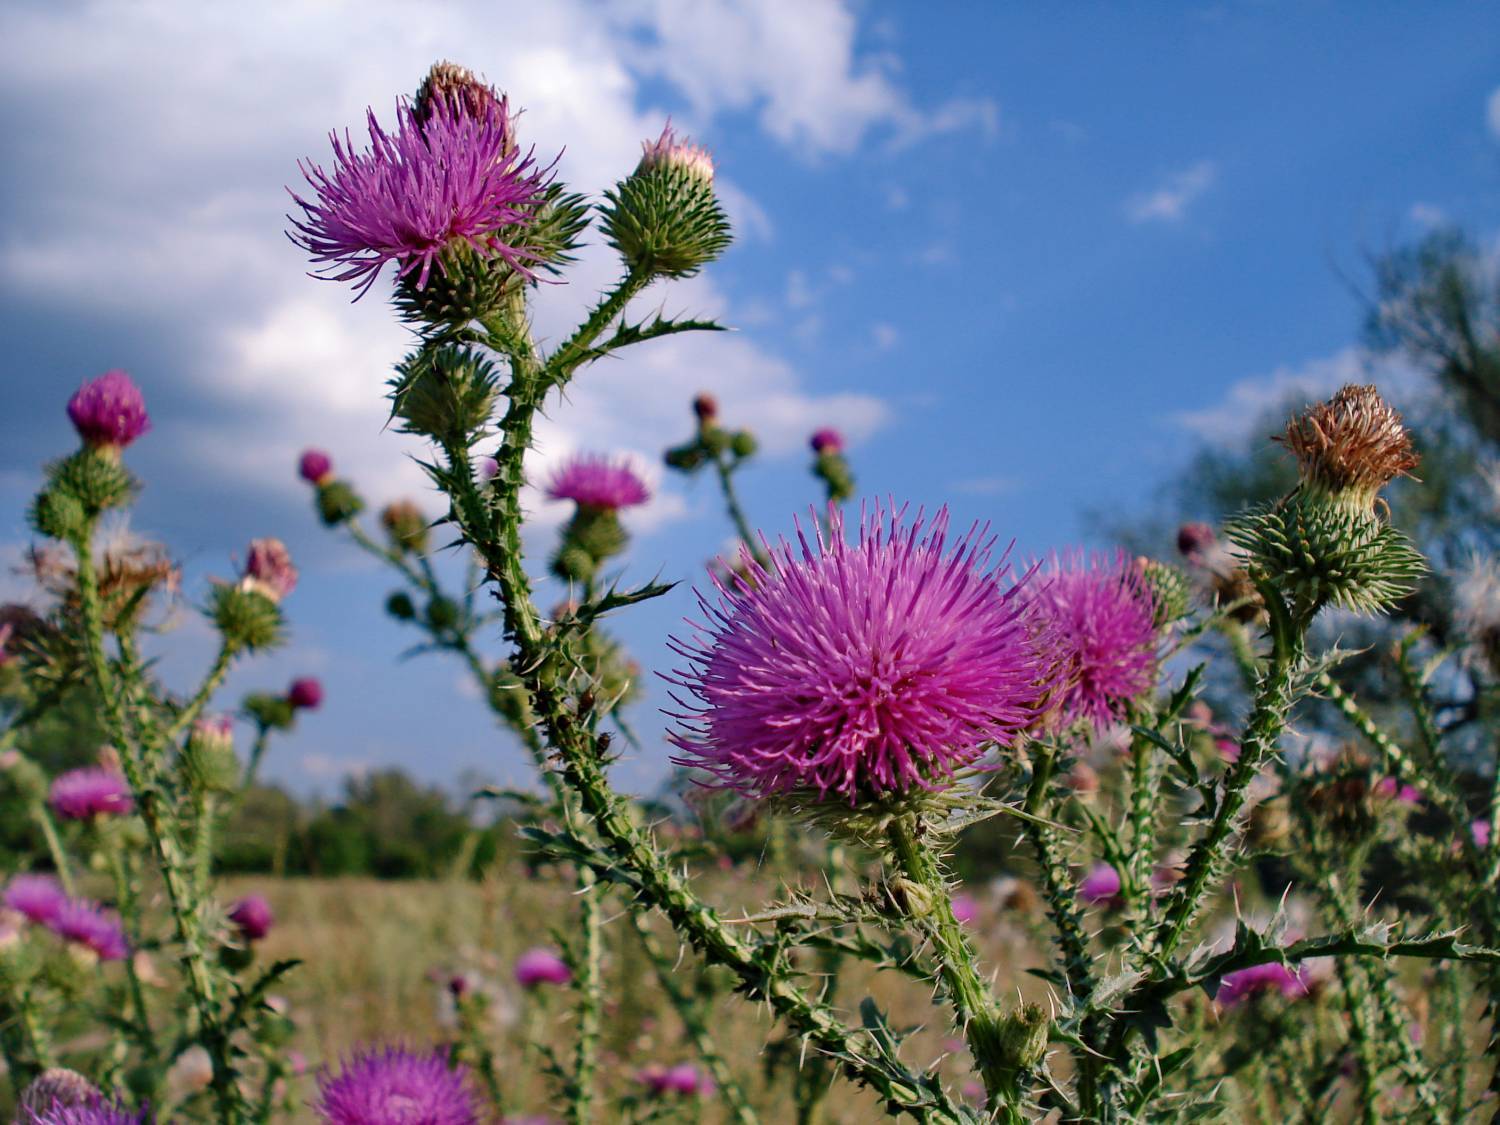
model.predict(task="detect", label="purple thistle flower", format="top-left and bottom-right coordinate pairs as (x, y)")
top-left (288, 677), bottom-right (324, 711)
top-left (1215, 961), bottom-right (1309, 1007)
top-left (1373, 776), bottom-right (1421, 806)
top-left (227, 895), bottom-right (275, 942)
top-left (950, 893), bottom-right (978, 926)
top-left (48, 768), bottom-right (134, 821)
top-left (667, 505), bottom-right (1052, 803)
top-left (17, 1088), bottom-right (148, 1125)
top-left (809, 428), bottom-right (844, 455)
top-left (1473, 819), bottom-right (1492, 849)
top-left (1077, 862), bottom-right (1123, 908)
top-left (66, 371), bottom-right (150, 452)
top-left (546, 455), bottom-right (650, 512)
top-left (299, 449), bottom-right (334, 485)
top-left (1024, 550), bottom-right (1158, 729)
top-left (4, 874), bottom-right (68, 926)
top-left (315, 1045), bottom-right (481, 1125)
top-left (288, 93), bottom-right (553, 300)
top-left (242, 538), bottom-right (297, 603)
top-left (513, 947), bottom-right (571, 988)
top-left (49, 899), bottom-right (128, 962)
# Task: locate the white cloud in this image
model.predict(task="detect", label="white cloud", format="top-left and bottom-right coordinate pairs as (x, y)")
top-left (1171, 347), bottom-right (1424, 440)
top-left (0, 0), bottom-right (910, 535)
top-left (1488, 87), bottom-right (1500, 139)
top-left (871, 323), bottom-right (900, 350)
top-left (1409, 202), bottom-right (1447, 228)
top-left (1125, 160), bottom-right (1218, 224)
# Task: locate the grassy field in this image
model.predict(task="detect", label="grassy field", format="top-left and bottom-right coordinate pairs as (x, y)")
top-left (219, 868), bottom-right (1049, 1122)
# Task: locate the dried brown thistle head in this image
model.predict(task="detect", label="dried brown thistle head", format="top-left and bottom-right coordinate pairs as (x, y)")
top-left (1275, 384), bottom-right (1419, 507)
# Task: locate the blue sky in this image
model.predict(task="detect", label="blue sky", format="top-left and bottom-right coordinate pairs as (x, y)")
top-left (2, 1), bottom-right (1498, 796)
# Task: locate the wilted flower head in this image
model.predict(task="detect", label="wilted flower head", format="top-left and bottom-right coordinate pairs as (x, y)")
top-left (289, 91), bottom-right (551, 298)
top-left (299, 449), bottom-right (334, 485)
top-left (668, 505), bottom-right (1052, 803)
top-left (50, 899), bottom-right (128, 961)
top-left (546, 455), bottom-right (650, 512)
top-left (241, 539), bottom-right (297, 603)
top-left (1077, 862), bottom-right (1122, 908)
top-left (637, 123), bottom-right (715, 182)
top-left (810, 428), bottom-right (844, 455)
top-left (1025, 551), bottom-right (1158, 729)
top-left (692, 393), bottom-right (718, 422)
top-left (288, 677), bottom-right (324, 711)
top-left (315, 1046), bottom-right (480, 1125)
top-left (1215, 961), bottom-right (1309, 1007)
top-left (4, 874), bottom-right (68, 925)
top-left (1176, 522), bottom-right (1217, 559)
top-left (381, 500), bottom-right (430, 554)
top-left (227, 895), bottom-right (275, 942)
top-left (513, 947), bottom-right (571, 988)
top-left (49, 768), bottom-right (133, 821)
top-left (67, 371), bottom-right (150, 453)
top-left (1275, 383), bottom-right (1418, 507)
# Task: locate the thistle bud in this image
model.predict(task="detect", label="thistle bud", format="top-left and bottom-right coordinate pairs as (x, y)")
top-left (315, 479), bottom-right (364, 527)
top-left (181, 715), bottom-right (240, 795)
top-left (389, 345), bottom-right (500, 443)
top-left (601, 124), bottom-right (731, 279)
top-left (386, 591), bottom-right (417, 620)
top-left (1228, 385), bottom-right (1426, 617)
top-left (414, 60), bottom-right (503, 126)
top-left (381, 499), bottom-right (430, 555)
top-left (996, 1002), bottom-right (1049, 1072)
top-left (425, 597), bottom-right (461, 631)
top-left (210, 585), bottom-right (283, 654)
top-left (692, 393), bottom-right (718, 423)
top-left (242, 692), bottom-right (296, 732)
top-left (729, 430), bottom-right (758, 459)
top-left (1134, 557), bottom-right (1192, 629)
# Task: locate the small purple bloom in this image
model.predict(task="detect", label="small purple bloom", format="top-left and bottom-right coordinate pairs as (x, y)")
top-left (1025, 550), bottom-right (1158, 729)
top-left (950, 893), bottom-right (978, 926)
top-left (546, 455), bottom-right (650, 512)
top-left (242, 539), bottom-right (297, 603)
top-left (4, 874), bottom-right (68, 925)
top-left (477, 456), bottom-right (500, 482)
top-left (1473, 819), bottom-right (1492, 849)
top-left (638, 1063), bottom-right (713, 1097)
top-left (1078, 862), bottom-right (1122, 908)
top-left (668, 505), bottom-right (1054, 803)
top-left (1372, 776), bottom-right (1421, 805)
top-left (315, 1045), bottom-right (480, 1125)
top-left (50, 900), bottom-right (129, 962)
top-left (299, 449), bottom-right (334, 485)
top-left (809, 428), bottom-right (844, 455)
top-left (289, 92), bottom-right (553, 300)
top-left (228, 895), bottom-right (275, 942)
top-left (513, 947), bottom-right (571, 989)
top-left (692, 393), bottom-right (718, 422)
top-left (49, 768), bottom-right (134, 821)
top-left (1215, 737), bottom-right (1241, 764)
top-left (66, 371), bottom-right (150, 452)
top-left (1216, 961), bottom-right (1309, 1007)
top-left (288, 677), bottom-right (324, 711)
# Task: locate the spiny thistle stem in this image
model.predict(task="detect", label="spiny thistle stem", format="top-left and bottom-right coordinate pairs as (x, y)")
top-left (630, 912), bottom-right (760, 1125)
top-left (1334, 954), bottom-right (1384, 1125)
top-left (103, 838), bottom-right (159, 1069)
top-left (164, 640), bottom-right (235, 743)
top-left (444, 336), bottom-right (966, 1122)
top-left (884, 816), bottom-right (1023, 1121)
top-left (31, 800), bottom-right (76, 896)
top-left (711, 449), bottom-right (770, 567)
top-left (69, 519), bottom-right (242, 1123)
top-left (240, 727), bottom-right (272, 792)
top-left (1151, 603), bottom-right (1308, 964)
top-left (568, 871), bottom-right (603, 1125)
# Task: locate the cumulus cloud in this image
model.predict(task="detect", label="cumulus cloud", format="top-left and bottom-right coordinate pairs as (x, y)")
top-left (1171, 347), bottom-right (1424, 440)
top-left (1125, 160), bottom-right (1218, 224)
top-left (0, 0), bottom-right (968, 542)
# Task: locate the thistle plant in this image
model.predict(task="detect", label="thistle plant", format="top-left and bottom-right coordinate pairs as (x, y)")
top-left (8, 52), bottom-right (1500, 1125)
